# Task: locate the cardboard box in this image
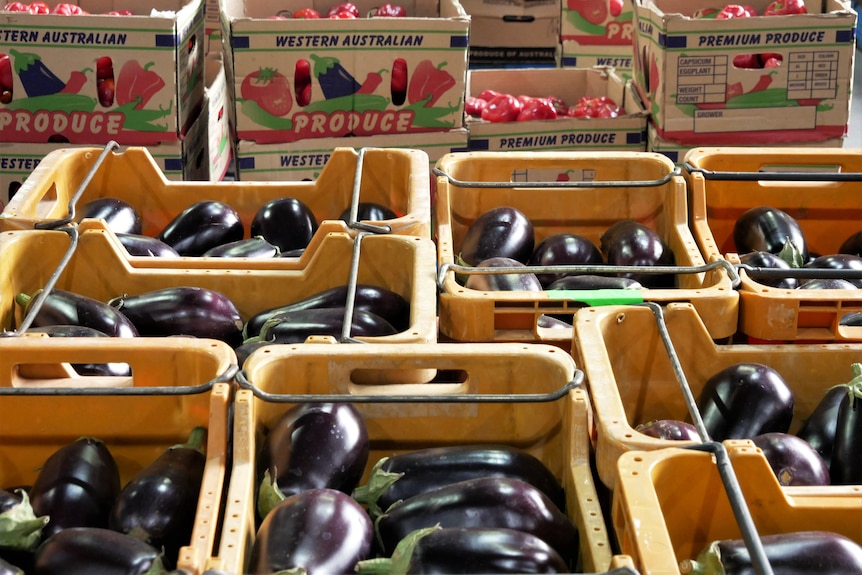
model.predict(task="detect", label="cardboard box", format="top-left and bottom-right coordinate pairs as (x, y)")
top-left (561, 0), bottom-right (634, 76)
top-left (220, 0), bottom-right (470, 144)
top-left (633, 0), bottom-right (858, 146)
top-left (460, 0), bottom-right (560, 67)
top-left (0, 0), bottom-right (206, 145)
top-left (204, 55), bottom-right (233, 181)
top-left (466, 67), bottom-right (648, 151)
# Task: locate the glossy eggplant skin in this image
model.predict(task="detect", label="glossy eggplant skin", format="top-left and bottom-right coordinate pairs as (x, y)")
top-left (352, 445), bottom-right (566, 517)
top-left (683, 531), bottom-right (862, 575)
top-left (109, 287), bottom-right (244, 347)
top-left (697, 363), bottom-right (794, 442)
top-left (751, 432), bottom-right (830, 486)
top-left (28, 325), bottom-right (132, 377)
top-left (115, 234), bottom-right (180, 258)
top-left (243, 284), bottom-right (411, 338)
top-left (839, 230), bottom-right (862, 257)
top-left (29, 438), bottom-right (121, 541)
top-left (32, 527), bottom-right (165, 575)
top-left (527, 233), bottom-right (603, 288)
top-left (75, 198), bottom-right (143, 236)
top-left (16, 289), bottom-right (139, 338)
top-left (202, 237), bottom-right (280, 259)
top-left (732, 206), bottom-right (809, 262)
top-left (0, 490), bottom-right (20, 514)
top-left (546, 275), bottom-right (642, 291)
top-left (635, 420), bottom-right (701, 441)
top-left (830, 381), bottom-right (862, 485)
top-left (600, 220), bottom-right (675, 288)
top-left (257, 403), bottom-right (369, 504)
top-left (248, 488), bottom-right (373, 575)
top-left (0, 556), bottom-right (23, 575)
top-left (459, 207), bottom-right (535, 266)
top-left (157, 201), bottom-right (244, 257)
top-left (464, 257), bottom-right (542, 292)
top-left (738, 251), bottom-right (798, 289)
top-left (798, 278), bottom-right (857, 290)
top-left (803, 254), bottom-right (862, 288)
top-left (108, 428), bottom-right (206, 569)
top-left (252, 307), bottom-right (397, 344)
top-left (339, 202), bottom-right (398, 223)
top-left (251, 197), bottom-right (318, 253)
top-left (797, 384), bottom-right (846, 466)
top-left (375, 477), bottom-right (579, 568)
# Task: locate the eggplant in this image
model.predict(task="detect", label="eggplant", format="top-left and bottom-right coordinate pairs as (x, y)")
top-left (0, 557), bottom-right (23, 575)
top-left (464, 257), bottom-right (543, 292)
top-left (16, 289), bottom-right (139, 338)
top-left (546, 275), bottom-right (642, 291)
top-left (339, 202), bottom-right (398, 223)
top-left (751, 432), bottom-right (830, 486)
top-left (243, 284), bottom-right (411, 339)
top-left (840, 312), bottom-right (862, 326)
top-left (108, 287), bottom-right (244, 347)
top-left (830, 364), bottom-right (862, 485)
top-left (797, 384), bottom-right (847, 466)
top-left (803, 254), bottom-right (862, 288)
top-left (235, 340), bottom-right (274, 368)
top-left (458, 207), bottom-right (535, 266)
top-left (679, 531), bottom-right (862, 575)
top-left (202, 236), bottom-right (280, 259)
top-left (278, 248), bottom-right (306, 258)
top-left (0, 490), bottom-right (47, 552)
top-left (75, 197), bottom-right (142, 236)
top-left (635, 420), bottom-right (701, 441)
top-left (109, 427), bottom-right (207, 569)
top-left (732, 206), bottom-right (809, 262)
top-left (115, 234), bottom-right (180, 258)
top-left (839, 230), bottom-right (862, 256)
top-left (29, 437), bottom-right (121, 540)
top-left (374, 477), bottom-right (579, 568)
top-left (355, 526), bottom-right (569, 575)
top-left (28, 325), bottom-right (132, 377)
top-left (248, 488), bottom-right (373, 575)
top-left (257, 403), bottom-right (369, 519)
top-left (537, 315), bottom-right (574, 329)
top-left (352, 445), bottom-right (566, 518)
top-left (32, 527), bottom-right (168, 575)
top-left (157, 201), bottom-right (244, 257)
top-left (527, 233), bottom-right (603, 287)
top-left (251, 197), bottom-right (318, 253)
top-left (737, 251), bottom-right (798, 289)
top-left (798, 278), bottom-right (857, 290)
top-left (248, 307), bottom-right (397, 345)
top-left (697, 363), bottom-right (794, 442)
top-left (599, 220), bottom-right (675, 288)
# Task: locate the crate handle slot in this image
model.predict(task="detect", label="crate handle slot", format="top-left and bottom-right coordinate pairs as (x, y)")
top-left (343, 147), bottom-right (392, 235)
top-left (235, 368), bottom-right (582, 404)
top-left (684, 161), bottom-right (862, 182)
top-left (432, 165), bottom-right (681, 189)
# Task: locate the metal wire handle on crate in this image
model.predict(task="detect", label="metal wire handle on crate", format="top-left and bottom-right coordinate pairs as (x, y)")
top-left (637, 301), bottom-right (774, 575)
top-left (684, 161), bottom-right (862, 182)
top-left (432, 165), bottom-right (681, 189)
top-left (343, 147), bottom-right (391, 235)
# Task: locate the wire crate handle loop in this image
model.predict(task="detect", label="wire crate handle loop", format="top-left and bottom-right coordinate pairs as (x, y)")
top-left (432, 165), bottom-right (681, 189)
top-left (684, 161), bottom-right (862, 183)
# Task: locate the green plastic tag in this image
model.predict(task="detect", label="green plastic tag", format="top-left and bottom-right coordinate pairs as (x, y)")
top-left (545, 289), bottom-right (644, 306)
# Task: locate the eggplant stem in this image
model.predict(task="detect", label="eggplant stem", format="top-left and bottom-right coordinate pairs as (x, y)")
top-left (174, 426), bottom-right (207, 454)
top-left (354, 557), bottom-right (396, 575)
top-left (14, 292), bottom-right (33, 309)
top-left (351, 458), bottom-right (403, 518)
top-left (847, 363), bottom-right (862, 408)
top-left (257, 469), bottom-right (286, 520)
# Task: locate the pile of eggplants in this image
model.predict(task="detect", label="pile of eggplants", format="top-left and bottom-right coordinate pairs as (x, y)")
top-left (0, 429), bottom-right (208, 574)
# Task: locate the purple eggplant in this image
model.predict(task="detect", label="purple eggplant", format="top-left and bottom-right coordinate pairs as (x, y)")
top-left (15, 289), bottom-right (138, 338)
top-left (546, 275), bottom-right (642, 291)
top-left (356, 526), bottom-right (568, 575)
top-left (751, 432), bottom-right (830, 486)
top-left (458, 207), bottom-right (535, 266)
top-left (697, 363), bottom-right (794, 442)
top-left (375, 477), bottom-right (579, 568)
top-left (247, 307), bottom-right (397, 345)
top-left (679, 531), bottom-right (862, 575)
top-left (278, 248), bottom-right (306, 258)
top-left (830, 365), bottom-right (862, 485)
top-left (157, 201), bottom-right (244, 257)
top-left (75, 198), bottom-right (142, 236)
top-left (798, 278), bottom-right (857, 290)
top-left (257, 403), bottom-right (369, 519)
top-left (635, 419), bottom-right (701, 441)
top-left (528, 233), bottom-right (603, 288)
top-left (202, 236), bottom-right (280, 259)
top-left (839, 230), bottom-right (862, 256)
top-left (235, 340), bottom-right (274, 367)
top-left (600, 220), bottom-right (675, 288)
top-left (0, 556), bottom-right (23, 575)
top-left (797, 384), bottom-right (847, 466)
top-left (464, 257), bottom-right (542, 292)
top-left (0, 490), bottom-right (46, 552)
top-left (732, 206), bottom-right (809, 262)
top-left (108, 287), bottom-right (244, 347)
top-left (738, 251), bottom-right (798, 289)
top-left (243, 284), bottom-right (411, 339)
top-left (248, 488), bottom-right (373, 575)
top-left (29, 438), bottom-right (120, 541)
top-left (352, 445), bottom-right (566, 518)
top-left (840, 312), bottom-right (862, 326)
top-left (32, 527), bottom-right (168, 575)
top-left (115, 234), bottom-right (180, 258)
top-left (28, 325), bottom-right (131, 377)
top-left (339, 202), bottom-right (398, 224)
top-left (803, 254), bottom-right (862, 288)
top-left (251, 198), bottom-right (318, 253)
top-left (108, 427), bottom-right (206, 569)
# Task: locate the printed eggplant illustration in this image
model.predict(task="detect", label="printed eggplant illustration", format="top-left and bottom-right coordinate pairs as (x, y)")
top-left (8, 49), bottom-right (65, 97)
top-left (309, 54), bottom-right (360, 99)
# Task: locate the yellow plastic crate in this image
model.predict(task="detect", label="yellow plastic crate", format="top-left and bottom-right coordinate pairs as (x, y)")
top-left (686, 146), bottom-right (862, 341)
top-left (613, 441), bottom-right (862, 575)
top-left (0, 146), bottom-right (431, 258)
top-left (209, 342), bottom-right (633, 574)
top-left (0, 334), bottom-right (236, 575)
top-left (0, 227), bottom-right (437, 345)
top-left (574, 302), bottom-right (862, 491)
top-left (435, 151), bottom-right (738, 344)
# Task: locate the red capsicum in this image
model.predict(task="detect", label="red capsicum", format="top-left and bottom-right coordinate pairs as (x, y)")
top-left (116, 60), bottom-right (165, 109)
top-left (407, 60), bottom-right (455, 107)
top-left (0, 53), bottom-right (12, 104)
top-left (294, 58), bottom-right (312, 106)
top-left (391, 58), bottom-right (407, 105)
top-left (765, 0), bottom-right (806, 15)
top-left (716, 4), bottom-right (757, 18)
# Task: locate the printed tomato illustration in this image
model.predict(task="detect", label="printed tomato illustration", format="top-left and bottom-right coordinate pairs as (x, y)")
top-left (241, 67), bottom-right (292, 117)
top-left (567, 0), bottom-right (607, 25)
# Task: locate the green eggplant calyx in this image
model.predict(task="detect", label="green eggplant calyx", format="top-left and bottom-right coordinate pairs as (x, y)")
top-left (679, 539), bottom-right (726, 575)
top-left (351, 458), bottom-right (403, 518)
top-left (847, 363), bottom-right (862, 407)
top-left (257, 469), bottom-right (286, 520)
top-left (454, 253), bottom-right (474, 285)
top-left (354, 557), bottom-right (395, 575)
top-left (143, 554), bottom-right (171, 575)
top-left (777, 237), bottom-right (804, 268)
top-left (356, 526), bottom-right (440, 575)
top-left (14, 291), bottom-right (38, 309)
top-left (0, 490), bottom-right (49, 551)
top-left (172, 426), bottom-right (207, 454)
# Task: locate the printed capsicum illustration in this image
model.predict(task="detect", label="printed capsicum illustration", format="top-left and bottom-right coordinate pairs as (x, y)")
top-left (116, 60), bottom-right (166, 109)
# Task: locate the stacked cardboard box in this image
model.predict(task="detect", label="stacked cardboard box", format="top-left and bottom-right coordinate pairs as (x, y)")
top-left (561, 0), bottom-right (634, 77)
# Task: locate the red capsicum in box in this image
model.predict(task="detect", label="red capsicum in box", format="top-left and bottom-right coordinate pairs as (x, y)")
top-left (116, 60), bottom-right (165, 109)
